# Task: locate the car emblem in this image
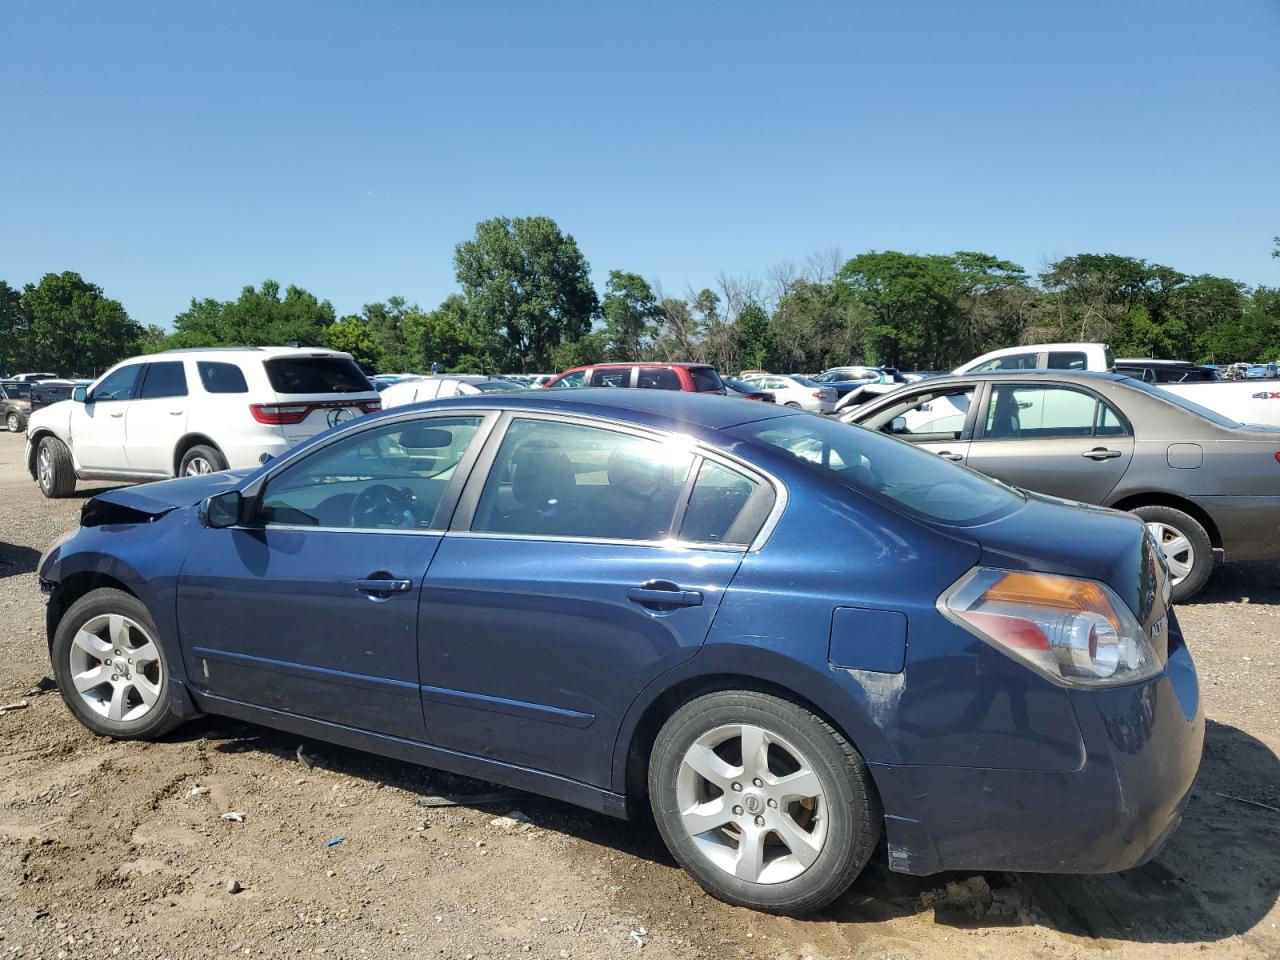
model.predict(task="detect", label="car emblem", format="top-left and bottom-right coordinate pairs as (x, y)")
top-left (327, 407), bottom-right (355, 428)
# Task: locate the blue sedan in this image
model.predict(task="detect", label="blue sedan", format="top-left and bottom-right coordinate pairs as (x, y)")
top-left (37, 389), bottom-right (1203, 914)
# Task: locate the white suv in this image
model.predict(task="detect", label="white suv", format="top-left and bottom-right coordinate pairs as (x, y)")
top-left (25, 347), bottom-right (380, 498)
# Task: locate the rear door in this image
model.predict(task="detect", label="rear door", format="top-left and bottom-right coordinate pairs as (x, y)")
top-left (417, 414), bottom-right (775, 787)
top-left (965, 381), bottom-right (1134, 502)
top-left (125, 360), bottom-right (190, 474)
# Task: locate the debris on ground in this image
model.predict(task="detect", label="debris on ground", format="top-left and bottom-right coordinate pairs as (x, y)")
top-left (920, 876), bottom-right (994, 919)
top-left (0, 700), bottom-right (30, 715)
top-left (226, 879), bottom-right (243, 895)
top-left (325, 837), bottom-right (345, 848)
top-left (188, 785), bottom-right (210, 798)
top-left (296, 744), bottom-right (317, 769)
top-left (1214, 791), bottom-right (1280, 814)
top-left (220, 811), bottom-right (246, 823)
top-left (24, 677), bottom-right (57, 697)
top-left (488, 810), bottom-right (532, 829)
top-left (416, 792), bottom-right (517, 808)
top-left (629, 926), bottom-right (647, 948)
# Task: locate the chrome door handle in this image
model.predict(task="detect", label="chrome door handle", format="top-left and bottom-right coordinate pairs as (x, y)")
top-left (355, 577), bottom-right (413, 595)
top-left (110, 412), bottom-right (124, 418)
top-left (1083, 448), bottom-right (1122, 461)
top-left (169, 410), bottom-right (184, 416)
top-left (936, 451), bottom-right (964, 461)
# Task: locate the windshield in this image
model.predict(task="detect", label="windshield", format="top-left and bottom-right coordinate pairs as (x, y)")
top-left (731, 415), bottom-right (1022, 525)
top-left (1117, 376), bottom-right (1243, 428)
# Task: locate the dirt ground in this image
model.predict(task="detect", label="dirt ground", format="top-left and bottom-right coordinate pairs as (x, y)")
top-left (1, 431), bottom-right (1278, 960)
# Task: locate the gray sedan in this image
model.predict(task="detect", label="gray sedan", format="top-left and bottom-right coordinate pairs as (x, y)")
top-left (843, 370), bottom-right (1280, 600)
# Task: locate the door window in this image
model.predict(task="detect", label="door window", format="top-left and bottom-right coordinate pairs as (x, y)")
top-left (259, 416), bottom-right (483, 529)
top-left (91, 364), bottom-right (142, 402)
top-left (589, 368), bottom-right (633, 388)
top-left (679, 460), bottom-right (767, 546)
top-left (471, 419), bottom-right (695, 541)
top-left (138, 361), bottom-right (189, 399)
top-left (983, 385), bottom-right (1125, 439)
top-left (971, 352), bottom-right (1038, 372)
top-left (548, 370), bottom-right (587, 389)
top-left (866, 388), bottom-right (975, 442)
top-left (1046, 351), bottom-right (1088, 370)
top-left (689, 367), bottom-right (724, 392)
top-left (197, 361), bottom-right (249, 394)
top-left (637, 368), bottom-right (681, 390)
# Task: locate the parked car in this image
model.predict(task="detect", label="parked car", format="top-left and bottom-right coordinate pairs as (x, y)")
top-left (956, 343), bottom-right (1114, 374)
top-left (39, 389), bottom-right (1199, 914)
top-left (29, 379), bottom-right (83, 412)
top-left (25, 347), bottom-right (380, 497)
top-left (1, 380), bottom-right (32, 432)
top-left (809, 366), bottom-right (884, 397)
top-left (500, 373), bottom-right (556, 387)
top-left (843, 369), bottom-right (1280, 599)
top-left (740, 374), bottom-right (837, 412)
top-left (544, 362), bottom-right (727, 394)
top-left (379, 374), bottom-right (524, 407)
top-left (1114, 359), bottom-right (1220, 383)
top-left (1244, 363), bottom-right (1279, 379)
top-left (723, 377), bottom-right (775, 402)
top-left (8, 371), bottom-right (60, 383)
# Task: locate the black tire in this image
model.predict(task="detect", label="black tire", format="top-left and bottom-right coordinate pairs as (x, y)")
top-left (51, 588), bottom-right (184, 740)
top-left (784, 401), bottom-right (801, 409)
top-left (37, 435), bottom-right (76, 498)
top-left (648, 689), bottom-right (881, 915)
top-left (6, 412), bottom-right (21, 433)
top-left (1131, 504), bottom-right (1214, 602)
top-left (179, 443), bottom-right (228, 477)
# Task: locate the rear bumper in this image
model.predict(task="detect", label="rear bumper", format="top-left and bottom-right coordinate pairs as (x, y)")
top-left (1190, 495), bottom-right (1280, 561)
top-left (871, 634), bottom-right (1203, 876)
top-left (219, 434), bottom-right (292, 471)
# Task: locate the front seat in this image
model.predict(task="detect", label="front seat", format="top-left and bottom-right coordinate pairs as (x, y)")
top-left (605, 448), bottom-right (675, 541)
top-left (987, 392), bottom-right (1022, 438)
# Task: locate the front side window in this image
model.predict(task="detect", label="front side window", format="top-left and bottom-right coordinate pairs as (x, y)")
top-left (983, 384), bottom-right (1123, 439)
top-left (198, 361), bottom-right (249, 394)
top-left (138, 361), bottom-right (188, 399)
top-left (732, 416), bottom-right (1020, 526)
top-left (637, 368), bottom-right (681, 390)
top-left (589, 368), bottom-right (632, 388)
top-left (865, 388), bottom-right (975, 442)
top-left (259, 416), bottom-right (483, 529)
top-left (548, 370), bottom-right (587, 389)
top-left (472, 419), bottom-right (695, 541)
top-left (92, 364), bottom-right (143, 402)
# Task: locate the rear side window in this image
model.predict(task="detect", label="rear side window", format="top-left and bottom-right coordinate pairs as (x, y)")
top-left (680, 461), bottom-right (766, 545)
top-left (732, 416), bottom-right (1021, 526)
top-left (138, 362), bottom-right (188, 399)
top-left (198, 361), bottom-right (249, 394)
top-left (972, 352), bottom-right (1038, 372)
top-left (690, 368), bottom-right (724, 392)
top-left (265, 357), bottom-right (372, 395)
top-left (1047, 352), bottom-right (1088, 370)
top-left (589, 368), bottom-right (632, 388)
top-left (637, 368), bottom-right (682, 390)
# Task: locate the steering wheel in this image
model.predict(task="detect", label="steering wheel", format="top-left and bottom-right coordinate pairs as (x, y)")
top-left (349, 484), bottom-right (419, 529)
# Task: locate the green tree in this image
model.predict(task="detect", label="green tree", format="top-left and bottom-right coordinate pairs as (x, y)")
top-left (731, 302), bottom-right (778, 372)
top-left (21, 272), bottom-right (142, 376)
top-left (0, 280), bottom-right (29, 374)
top-left (172, 280), bottom-right (336, 348)
top-left (601, 270), bottom-right (662, 360)
top-left (405, 294), bottom-right (509, 374)
top-left (325, 315), bottom-right (381, 369)
top-left (453, 216), bottom-right (598, 369)
top-left (551, 331), bottom-right (608, 371)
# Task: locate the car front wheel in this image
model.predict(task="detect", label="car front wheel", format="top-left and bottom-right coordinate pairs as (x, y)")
top-left (6, 412), bottom-right (20, 433)
top-left (51, 588), bottom-right (184, 740)
top-left (36, 436), bottom-right (76, 498)
top-left (1133, 504), bottom-right (1214, 602)
top-left (648, 689), bottom-right (880, 915)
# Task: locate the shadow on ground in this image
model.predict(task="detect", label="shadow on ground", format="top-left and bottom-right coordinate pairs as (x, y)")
top-left (0, 542), bottom-right (40, 579)
top-left (163, 712), bottom-right (1280, 947)
top-left (1187, 558), bottom-right (1280, 605)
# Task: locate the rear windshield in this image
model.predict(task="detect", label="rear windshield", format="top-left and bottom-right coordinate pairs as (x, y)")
top-left (264, 356), bottom-right (372, 395)
top-left (1117, 376), bottom-right (1243, 428)
top-left (690, 367), bottom-right (724, 392)
top-left (1, 382), bottom-right (31, 400)
top-left (731, 415), bottom-right (1022, 525)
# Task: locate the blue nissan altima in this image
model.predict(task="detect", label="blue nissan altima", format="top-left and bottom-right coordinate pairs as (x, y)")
top-left (37, 389), bottom-right (1203, 914)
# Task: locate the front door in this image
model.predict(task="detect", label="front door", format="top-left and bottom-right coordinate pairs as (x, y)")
top-left (177, 413), bottom-right (488, 740)
top-left (72, 362), bottom-right (144, 471)
top-left (855, 384), bottom-right (979, 465)
top-left (419, 415), bottom-right (772, 787)
top-left (965, 381), bottom-right (1134, 503)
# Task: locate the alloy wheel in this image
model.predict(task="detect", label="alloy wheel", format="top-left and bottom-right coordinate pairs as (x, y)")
top-left (675, 723), bottom-right (828, 884)
top-left (6, 413), bottom-right (18, 433)
top-left (38, 446), bottom-right (52, 491)
top-left (184, 457), bottom-right (213, 476)
top-left (67, 613), bottom-right (164, 722)
top-left (1146, 520), bottom-right (1193, 584)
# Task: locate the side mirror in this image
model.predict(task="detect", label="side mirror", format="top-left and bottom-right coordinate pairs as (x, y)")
top-left (199, 490), bottom-right (243, 529)
top-left (890, 416), bottom-right (907, 434)
top-left (72, 386), bottom-right (87, 403)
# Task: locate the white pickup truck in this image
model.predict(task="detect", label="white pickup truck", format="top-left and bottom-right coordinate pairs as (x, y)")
top-left (951, 344), bottom-right (1280, 427)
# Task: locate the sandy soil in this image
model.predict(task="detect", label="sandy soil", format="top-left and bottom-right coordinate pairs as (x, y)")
top-left (0, 431), bottom-right (1277, 960)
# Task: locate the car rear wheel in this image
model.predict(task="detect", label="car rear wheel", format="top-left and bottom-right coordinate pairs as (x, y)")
top-left (1132, 505), bottom-right (1213, 602)
top-left (648, 690), bottom-right (880, 915)
top-left (6, 412), bottom-right (21, 433)
top-left (51, 588), bottom-right (183, 740)
top-left (180, 444), bottom-right (228, 476)
top-left (37, 436), bottom-right (76, 498)
top-left (784, 401), bottom-right (801, 409)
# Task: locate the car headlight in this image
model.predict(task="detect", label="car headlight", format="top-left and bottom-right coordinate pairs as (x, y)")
top-left (939, 567), bottom-right (1162, 688)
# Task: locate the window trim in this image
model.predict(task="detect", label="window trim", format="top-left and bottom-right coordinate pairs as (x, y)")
top-left (233, 409), bottom-right (501, 534)
top-left (447, 410), bottom-right (784, 552)
top-left (971, 380), bottom-right (1132, 442)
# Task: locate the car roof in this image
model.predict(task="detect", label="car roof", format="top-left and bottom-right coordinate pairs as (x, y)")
top-left (562, 362), bottom-right (715, 371)
top-left (397, 386), bottom-right (792, 431)
top-left (896, 370), bottom-right (1133, 386)
top-left (1114, 358), bottom-right (1202, 367)
top-left (156, 346), bottom-right (354, 360)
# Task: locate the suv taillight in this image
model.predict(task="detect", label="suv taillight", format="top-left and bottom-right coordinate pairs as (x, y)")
top-left (250, 403), bottom-right (310, 425)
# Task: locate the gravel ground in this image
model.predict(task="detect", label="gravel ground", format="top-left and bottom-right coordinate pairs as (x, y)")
top-left (0, 431), bottom-right (1278, 960)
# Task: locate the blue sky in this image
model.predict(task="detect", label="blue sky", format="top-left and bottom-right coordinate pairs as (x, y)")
top-left (2, 1), bottom-right (1277, 328)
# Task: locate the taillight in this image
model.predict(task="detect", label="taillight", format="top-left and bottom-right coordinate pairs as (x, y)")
top-left (361, 400), bottom-right (382, 413)
top-left (812, 391), bottom-right (823, 398)
top-left (940, 568), bottom-right (1160, 687)
top-left (249, 403), bottom-right (310, 425)
top-left (1274, 452), bottom-right (1280, 464)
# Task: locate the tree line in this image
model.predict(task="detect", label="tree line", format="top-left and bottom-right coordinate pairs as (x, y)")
top-left (3, 218), bottom-right (1277, 379)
